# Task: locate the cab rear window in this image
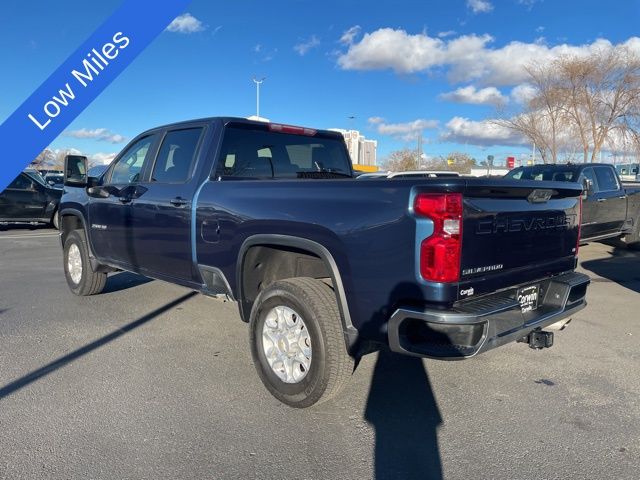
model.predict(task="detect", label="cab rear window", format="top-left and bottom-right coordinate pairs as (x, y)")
top-left (506, 167), bottom-right (577, 182)
top-left (215, 127), bottom-right (351, 179)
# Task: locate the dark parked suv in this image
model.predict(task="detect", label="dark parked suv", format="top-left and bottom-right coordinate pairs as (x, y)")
top-left (0, 170), bottom-right (62, 228)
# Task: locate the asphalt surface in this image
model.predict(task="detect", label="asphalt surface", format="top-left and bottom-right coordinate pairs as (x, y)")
top-left (0, 225), bottom-right (639, 480)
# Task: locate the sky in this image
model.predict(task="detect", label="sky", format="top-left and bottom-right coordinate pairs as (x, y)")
top-left (1, 0), bottom-right (639, 167)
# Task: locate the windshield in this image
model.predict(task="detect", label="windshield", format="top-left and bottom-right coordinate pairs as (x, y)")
top-left (216, 127), bottom-right (353, 179)
top-left (505, 166), bottom-right (579, 182)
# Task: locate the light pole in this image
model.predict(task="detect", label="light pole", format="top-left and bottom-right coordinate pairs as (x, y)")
top-left (252, 77), bottom-right (266, 118)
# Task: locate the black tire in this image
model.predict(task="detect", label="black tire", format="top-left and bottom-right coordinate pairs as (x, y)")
top-left (249, 277), bottom-right (354, 408)
top-left (51, 209), bottom-right (59, 230)
top-left (63, 229), bottom-right (107, 296)
top-left (624, 226), bottom-right (640, 250)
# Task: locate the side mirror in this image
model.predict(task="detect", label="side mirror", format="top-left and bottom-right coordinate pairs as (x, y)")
top-left (64, 155), bottom-right (88, 187)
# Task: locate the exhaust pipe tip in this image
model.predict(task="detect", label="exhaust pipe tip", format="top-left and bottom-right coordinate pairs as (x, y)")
top-left (546, 317), bottom-right (572, 331)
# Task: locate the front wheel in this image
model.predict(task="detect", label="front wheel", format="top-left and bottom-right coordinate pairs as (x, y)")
top-left (623, 226), bottom-right (640, 250)
top-left (63, 230), bottom-right (107, 296)
top-left (51, 210), bottom-right (59, 230)
top-left (249, 277), bottom-right (354, 408)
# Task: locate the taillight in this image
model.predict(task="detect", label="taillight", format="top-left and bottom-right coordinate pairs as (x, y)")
top-left (575, 196), bottom-right (582, 256)
top-left (268, 123), bottom-right (317, 136)
top-left (414, 193), bottom-right (463, 283)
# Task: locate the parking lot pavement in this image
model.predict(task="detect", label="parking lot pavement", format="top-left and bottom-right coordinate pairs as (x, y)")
top-left (1, 227), bottom-right (639, 480)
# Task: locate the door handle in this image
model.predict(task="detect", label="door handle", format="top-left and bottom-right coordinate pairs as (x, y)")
top-left (596, 198), bottom-right (606, 202)
top-left (619, 195), bottom-right (627, 199)
top-left (118, 196), bottom-right (132, 204)
top-left (170, 197), bottom-right (188, 207)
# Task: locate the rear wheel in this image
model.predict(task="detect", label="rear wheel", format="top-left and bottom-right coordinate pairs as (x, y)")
top-left (63, 230), bottom-right (107, 296)
top-left (249, 277), bottom-right (354, 408)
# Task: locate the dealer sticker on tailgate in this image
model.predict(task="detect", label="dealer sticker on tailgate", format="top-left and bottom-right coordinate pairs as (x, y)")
top-left (517, 285), bottom-right (539, 313)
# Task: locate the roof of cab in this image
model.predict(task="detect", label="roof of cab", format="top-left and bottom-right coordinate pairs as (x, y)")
top-left (139, 117), bottom-right (342, 139)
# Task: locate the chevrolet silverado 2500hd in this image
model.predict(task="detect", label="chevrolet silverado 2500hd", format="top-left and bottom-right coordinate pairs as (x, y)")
top-left (59, 117), bottom-right (590, 407)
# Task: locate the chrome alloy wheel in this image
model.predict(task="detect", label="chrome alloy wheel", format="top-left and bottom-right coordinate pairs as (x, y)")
top-left (67, 243), bottom-right (83, 284)
top-left (261, 306), bottom-right (312, 384)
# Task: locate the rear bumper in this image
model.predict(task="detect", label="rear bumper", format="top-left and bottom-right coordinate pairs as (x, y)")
top-left (388, 271), bottom-right (590, 359)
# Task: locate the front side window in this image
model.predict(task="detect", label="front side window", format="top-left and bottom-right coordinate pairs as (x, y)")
top-left (594, 166), bottom-right (619, 192)
top-left (109, 136), bottom-right (155, 184)
top-left (151, 128), bottom-right (203, 183)
top-left (581, 168), bottom-right (599, 193)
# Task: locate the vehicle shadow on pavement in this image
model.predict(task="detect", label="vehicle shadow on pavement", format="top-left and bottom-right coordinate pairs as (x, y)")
top-left (363, 280), bottom-right (443, 480)
top-left (581, 246), bottom-right (640, 294)
top-left (365, 349), bottom-right (443, 480)
top-left (0, 291), bottom-right (197, 401)
top-left (102, 271), bottom-right (153, 294)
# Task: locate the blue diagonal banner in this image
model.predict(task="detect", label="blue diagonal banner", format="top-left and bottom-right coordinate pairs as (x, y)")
top-left (0, 0), bottom-right (192, 192)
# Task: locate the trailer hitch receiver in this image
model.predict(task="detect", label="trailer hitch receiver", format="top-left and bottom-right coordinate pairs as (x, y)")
top-left (517, 330), bottom-right (554, 350)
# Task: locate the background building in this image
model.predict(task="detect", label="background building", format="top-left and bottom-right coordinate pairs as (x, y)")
top-left (329, 129), bottom-right (377, 167)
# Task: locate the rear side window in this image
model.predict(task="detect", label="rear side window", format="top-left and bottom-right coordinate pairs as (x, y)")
top-left (8, 174), bottom-right (33, 190)
top-left (152, 128), bottom-right (203, 183)
top-left (216, 127), bottom-right (351, 179)
top-left (594, 166), bottom-right (619, 191)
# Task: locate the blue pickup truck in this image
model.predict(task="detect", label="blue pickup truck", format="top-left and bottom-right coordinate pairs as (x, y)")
top-left (60, 117), bottom-right (590, 407)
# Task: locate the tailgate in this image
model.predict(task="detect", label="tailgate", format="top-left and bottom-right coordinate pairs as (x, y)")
top-left (459, 181), bottom-right (581, 298)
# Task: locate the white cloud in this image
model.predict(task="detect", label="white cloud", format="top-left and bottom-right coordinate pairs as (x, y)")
top-left (510, 83), bottom-right (537, 104)
top-left (337, 28), bottom-right (447, 74)
top-left (369, 117), bottom-right (439, 141)
top-left (340, 25), bottom-right (361, 45)
top-left (167, 13), bottom-right (205, 34)
top-left (518, 0), bottom-right (542, 10)
top-left (63, 128), bottom-right (126, 144)
top-left (89, 152), bottom-right (117, 165)
top-left (441, 116), bottom-right (525, 147)
top-left (440, 85), bottom-right (507, 106)
top-left (253, 44), bottom-right (262, 53)
top-left (294, 35), bottom-right (320, 56)
top-left (437, 30), bottom-right (457, 38)
top-left (467, 0), bottom-right (494, 14)
top-left (337, 28), bottom-right (640, 86)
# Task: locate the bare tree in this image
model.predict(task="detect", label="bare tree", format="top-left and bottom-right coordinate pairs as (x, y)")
top-left (498, 47), bottom-right (640, 163)
top-left (555, 48), bottom-right (640, 162)
top-left (496, 64), bottom-right (570, 164)
top-left (383, 148), bottom-right (421, 171)
top-left (431, 152), bottom-right (476, 174)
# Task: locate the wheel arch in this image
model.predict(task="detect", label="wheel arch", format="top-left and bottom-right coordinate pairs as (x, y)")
top-left (59, 208), bottom-right (109, 272)
top-left (236, 234), bottom-right (357, 346)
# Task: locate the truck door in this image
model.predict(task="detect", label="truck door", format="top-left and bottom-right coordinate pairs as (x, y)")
top-left (88, 134), bottom-right (159, 267)
top-left (1, 173), bottom-right (47, 221)
top-left (593, 165), bottom-right (627, 235)
top-left (579, 167), bottom-right (601, 239)
top-left (128, 126), bottom-right (205, 282)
